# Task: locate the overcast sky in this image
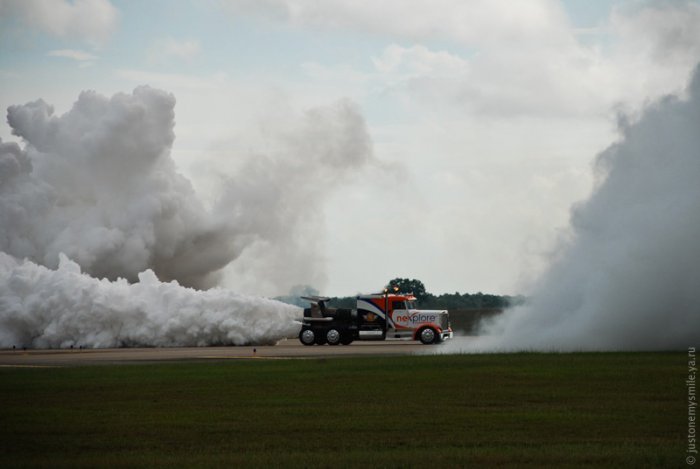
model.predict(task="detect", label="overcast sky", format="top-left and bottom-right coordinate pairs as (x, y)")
top-left (1, 0), bottom-right (699, 297)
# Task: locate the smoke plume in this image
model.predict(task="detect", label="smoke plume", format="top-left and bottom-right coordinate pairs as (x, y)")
top-left (0, 86), bottom-right (373, 347)
top-left (0, 87), bottom-right (373, 291)
top-left (1, 86), bottom-right (236, 288)
top-left (217, 98), bottom-right (374, 294)
top-left (0, 252), bottom-right (299, 348)
top-left (451, 64), bottom-right (700, 352)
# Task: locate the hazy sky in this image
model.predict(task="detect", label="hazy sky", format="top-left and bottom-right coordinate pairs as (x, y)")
top-left (1, 0), bottom-right (699, 297)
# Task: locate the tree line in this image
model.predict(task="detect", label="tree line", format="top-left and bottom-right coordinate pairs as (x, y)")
top-left (277, 278), bottom-right (525, 310)
top-left (386, 277), bottom-right (524, 310)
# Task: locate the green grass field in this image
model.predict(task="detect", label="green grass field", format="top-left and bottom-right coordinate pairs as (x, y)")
top-left (0, 353), bottom-right (687, 467)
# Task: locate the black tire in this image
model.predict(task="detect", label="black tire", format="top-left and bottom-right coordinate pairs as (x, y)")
top-left (299, 329), bottom-right (315, 346)
top-left (326, 329), bottom-right (341, 346)
top-left (340, 335), bottom-right (354, 345)
top-left (418, 327), bottom-right (438, 345)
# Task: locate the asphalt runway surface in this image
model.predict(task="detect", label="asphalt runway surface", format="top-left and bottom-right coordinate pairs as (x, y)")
top-left (0, 339), bottom-right (436, 366)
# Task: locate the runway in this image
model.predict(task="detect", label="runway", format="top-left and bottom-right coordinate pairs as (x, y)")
top-left (0, 339), bottom-right (436, 366)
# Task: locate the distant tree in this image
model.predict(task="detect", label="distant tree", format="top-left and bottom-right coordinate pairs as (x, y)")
top-left (387, 278), bottom-right (428, 301)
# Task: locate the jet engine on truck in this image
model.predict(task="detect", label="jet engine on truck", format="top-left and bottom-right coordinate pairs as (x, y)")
top-left (299, 293), bottom-right (453, 345)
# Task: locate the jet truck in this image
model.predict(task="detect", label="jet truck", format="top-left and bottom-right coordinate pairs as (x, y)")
top-left (299, 293), bottom-right (453, 345)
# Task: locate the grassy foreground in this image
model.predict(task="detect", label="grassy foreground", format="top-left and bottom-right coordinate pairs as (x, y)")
top-left (0, 352), bottom-right (687, 467)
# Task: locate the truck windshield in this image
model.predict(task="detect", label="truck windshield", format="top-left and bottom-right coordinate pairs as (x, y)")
top-left (392, 300), bottom-right (417, 310)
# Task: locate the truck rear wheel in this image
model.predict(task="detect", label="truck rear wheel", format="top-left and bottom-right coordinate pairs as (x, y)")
top-left (340, 334), bottom-right (354, 345)
top-left (419, 327), bottom-right (437, 345)
top-left (299, 329), bottom-right (315, 346)
top-left (326, 329), bottom-right (341, 346)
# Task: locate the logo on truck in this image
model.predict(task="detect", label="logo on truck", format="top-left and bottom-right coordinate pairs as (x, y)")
top-left (392, 311), bottom-right (438, 328)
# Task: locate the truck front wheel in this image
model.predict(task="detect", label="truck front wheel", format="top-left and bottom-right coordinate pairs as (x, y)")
top-left (418, 327), bottom-right (437, 345)
top-left (300, 329), bottom-right (316, 346)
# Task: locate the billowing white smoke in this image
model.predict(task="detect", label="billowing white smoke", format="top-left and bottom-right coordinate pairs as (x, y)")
top-left (216, 98), bottom-right (375, 294)
top-left (450, 64), bottom-right (700, 352)
top-left (0, 252), bottom-right (300, 348)
top-left (1, 86), bottom-right (235, 288)
top-left (0, 85), bottom-right (373, 347)
top-left (0, 87), bottom-right (373, 290)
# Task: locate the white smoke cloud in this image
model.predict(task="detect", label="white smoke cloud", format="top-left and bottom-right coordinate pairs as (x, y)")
top-left (217, 98), bottom-right (375, 295)
top-left (1, 87), bottom-right (374, 292)
top-left (446, 65), bottom-right (700, 352)
top-left (1, 86), bottom-right (236, 289)
top-left (0, 85), bottom-right (373, 347)
top-left (0, 252), bottom-right (300, 348)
